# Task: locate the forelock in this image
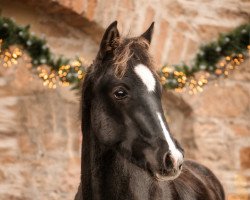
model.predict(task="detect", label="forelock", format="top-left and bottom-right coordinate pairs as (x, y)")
top-left (112, 37), bottom-right (155, 78)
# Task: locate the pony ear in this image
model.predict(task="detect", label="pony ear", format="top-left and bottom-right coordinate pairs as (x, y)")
top-left (98, 21), bottom-right (120, 59)
top-left (141, 22), bottom-right (154, 44)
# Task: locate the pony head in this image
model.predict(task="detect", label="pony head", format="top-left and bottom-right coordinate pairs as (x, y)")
top-left (83, 21), bottom-right (184, 181)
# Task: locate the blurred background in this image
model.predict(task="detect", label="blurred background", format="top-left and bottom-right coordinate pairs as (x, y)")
top-left (0, 0), bottom-right (249, 199)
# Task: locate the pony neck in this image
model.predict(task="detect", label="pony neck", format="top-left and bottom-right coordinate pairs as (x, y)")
top-left (81, 126), bottom-right (117, 199)
top-left (81, 125), bottom-right (149, 200)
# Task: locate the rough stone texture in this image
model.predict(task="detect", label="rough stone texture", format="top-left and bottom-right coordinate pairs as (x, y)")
top-left (181, 60), bottom-right (250, 199)
top-left (3, 0), bottom-right (249, 65)
top-left (240, 147), bottom-right (250, 169)
top-left (82, 0), bottom-right (250, 64)
top-left (0, 0), bottom-right (250, 199)
top-left (0, 59), bottom-right (82, 200)
top-left (0, 2), bottom-right (87, 200)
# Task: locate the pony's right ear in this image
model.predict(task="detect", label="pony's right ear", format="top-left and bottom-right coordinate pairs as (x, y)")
top-left (97, 21), bottom-right (120, 60)
top-left (141, 22), bottom-right (154, 44)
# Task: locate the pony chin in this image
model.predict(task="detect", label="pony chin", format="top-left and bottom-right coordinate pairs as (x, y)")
top-left (155, 171), bottom-right (182, 182)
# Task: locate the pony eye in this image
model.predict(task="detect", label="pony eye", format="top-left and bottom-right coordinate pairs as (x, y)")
top-left (113, 88), bottom-right (128, 100)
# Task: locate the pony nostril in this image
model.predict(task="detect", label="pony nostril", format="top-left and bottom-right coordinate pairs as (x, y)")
top-left (164, 153), bottom-right (174, 169)
top-left (164, 152), bottom-right (183, 171)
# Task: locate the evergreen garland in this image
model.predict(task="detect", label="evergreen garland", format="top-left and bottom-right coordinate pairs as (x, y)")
top-left (0, 16), bottom-right (249, 92)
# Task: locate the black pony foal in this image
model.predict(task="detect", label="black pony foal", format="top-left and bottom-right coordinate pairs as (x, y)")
top-left (75, 21), bottom-right (225, 200)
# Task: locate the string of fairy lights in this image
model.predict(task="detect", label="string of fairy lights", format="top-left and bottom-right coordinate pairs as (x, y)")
top-left (0, 40), bottom-right (22, 67)
top-left (37, 59), bottom-right (87, 89)
top-left (160, 50), bottom-right (248, 94)
top-left (0, 16), bottom-right (250, 93)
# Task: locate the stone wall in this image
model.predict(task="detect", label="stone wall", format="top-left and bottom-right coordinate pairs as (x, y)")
top-left (0, 0), bottom-right (250, 199)
top-left (0, 1), bottom-right (91, 199)
top-left (20, 0), bottom-right (250, 65)
top-left (164, 60), bottom-right (250, 200)
top-left (181, 60), bottom-right (250, 200)
top-left (0, 60), bottom-right (82, 200)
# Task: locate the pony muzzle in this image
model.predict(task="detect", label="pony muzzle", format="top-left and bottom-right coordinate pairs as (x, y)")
top-left (154, 152), bottom-right (184, 181)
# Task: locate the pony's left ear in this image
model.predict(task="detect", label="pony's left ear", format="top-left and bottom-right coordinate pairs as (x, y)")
top-left (97, 21), bottom-right (120, 59)
top-left (140, 22), bottom-right (154, 44)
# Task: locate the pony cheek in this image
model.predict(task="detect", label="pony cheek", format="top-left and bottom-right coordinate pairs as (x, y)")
top-left (91, 112), bottom-right (121, 145)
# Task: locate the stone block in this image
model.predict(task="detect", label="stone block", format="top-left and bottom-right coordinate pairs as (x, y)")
top-left (120, 0), bottom-right (133, 10)
top-left (183, 39), bottom-right (199, 63)
top-left (240, 147), bottom-right (250, 169)
top-left (18, 133), bottom-right (38, 155)
top-left (230, 123), bottom-right (250, 137)
top-left (154, 19), bottom-right (169, 64)
top-left (41, 133), bottom-right (67, 152)
top-left (0, 169), bottom-right (6, 183)
top-left (196, 24), bottom-right (232, 41)
top-left (167, 1), bottom-right (185, 17)
top-left (71, 0), bottom-right (85, 14)
top-left (193, 121), bottom-right (222, 138)
top-left (0, 194), bottom-right (31, 200)
top-left (193, 84), bottom-right (249, 118)
top-left (230, 59), bottom-right (250, 81)
top-left (86, 0), bottom-right (97, 21)
top-left (143, 6), bottom-right (155, 30)
top-left (167, 31), bottom-right (186, 64)
top-left (228, 194), bottom-right (250, 200)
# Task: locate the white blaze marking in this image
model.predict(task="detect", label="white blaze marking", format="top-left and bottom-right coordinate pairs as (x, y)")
top-left (156, 112), bottom-right (183, 163)
top-left (134, 64), bottom-right (156, 92)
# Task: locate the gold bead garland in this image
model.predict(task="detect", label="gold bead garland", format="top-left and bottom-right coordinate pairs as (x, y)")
top-left (0, 45), bottom-right (22, 68)
top-left (37, 59), bottom-right (87, 89)
top-left (160, 49), bottom-right (248, 95)
top-left (1, 17), bottom-right (249, 93)
top-left (1, 38), bottom-right (249, 94)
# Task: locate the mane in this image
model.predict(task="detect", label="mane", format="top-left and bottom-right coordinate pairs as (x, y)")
top-left (112, 37), bottom-right (156, 78)
top-left (90, 36), bottom-right (156, 79)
